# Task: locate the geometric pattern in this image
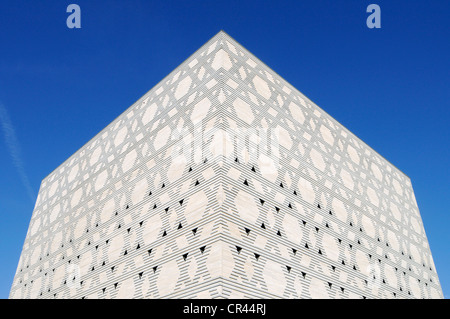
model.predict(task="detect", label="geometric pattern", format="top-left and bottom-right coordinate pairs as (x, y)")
top-left (9, 31), bottom-right (443, 299)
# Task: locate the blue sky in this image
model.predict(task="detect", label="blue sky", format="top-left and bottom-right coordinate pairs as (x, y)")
top-left (0, 0), bottom-right (448, 299)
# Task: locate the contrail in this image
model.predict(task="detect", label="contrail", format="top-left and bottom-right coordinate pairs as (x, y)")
top-left (0, 102), bottom-right (36, 203)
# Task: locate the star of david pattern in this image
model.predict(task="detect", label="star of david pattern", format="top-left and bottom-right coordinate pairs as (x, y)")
top-left (9, 31), bottom-right (443, 299)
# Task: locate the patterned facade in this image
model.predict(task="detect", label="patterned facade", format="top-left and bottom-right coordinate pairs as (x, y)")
top-left (10, 31), bottom-right (442, 299)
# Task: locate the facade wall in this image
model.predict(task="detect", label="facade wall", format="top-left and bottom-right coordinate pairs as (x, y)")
top-left (9, 31), bottom-right (442, 299)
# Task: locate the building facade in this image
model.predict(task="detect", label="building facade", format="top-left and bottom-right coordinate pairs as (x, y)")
top-left (9, 31), bottom-right (443, 299)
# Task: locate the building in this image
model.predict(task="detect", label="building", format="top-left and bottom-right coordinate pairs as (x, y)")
top-left (9, 31), bottom-right (443, 299)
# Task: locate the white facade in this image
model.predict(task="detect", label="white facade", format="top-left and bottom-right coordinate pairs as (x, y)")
top-left (10, 31), bottom-right (443, 299)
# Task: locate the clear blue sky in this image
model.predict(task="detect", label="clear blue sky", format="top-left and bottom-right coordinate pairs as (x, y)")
top-left (0, 0), bottom-right (448, 299)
